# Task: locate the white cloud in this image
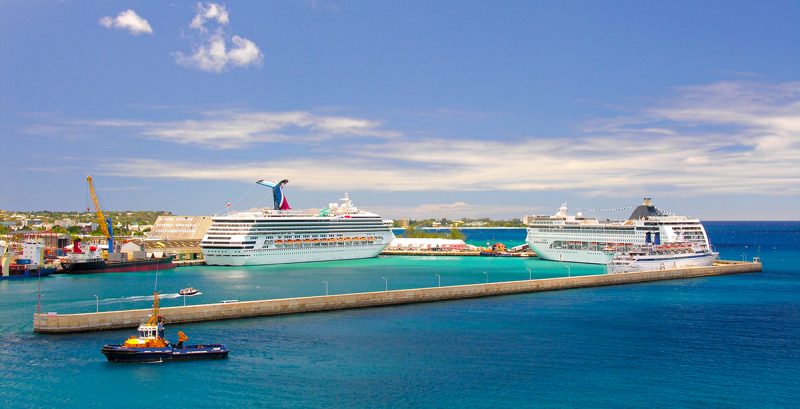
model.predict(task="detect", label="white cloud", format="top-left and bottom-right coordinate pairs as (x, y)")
top-left (99, 10), bottom-right (153, 35)
top-left (371, 202), bottom-right (532, 219)
top-left (95, 81), bottom-right (800, 196)
top-left (75, 110), bottom-right (399, 149)
top-left (174, 3), bottom-right (262, 72)
top-left (228, 36), bottom-right (262, 67)
top-left (191, 2), bottom-right (229, 31)
top-left (27, 80), bottom-right (800, 197)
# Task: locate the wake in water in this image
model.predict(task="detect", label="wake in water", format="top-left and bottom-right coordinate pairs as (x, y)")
top-left (61, 292), bottom-right (202, 308)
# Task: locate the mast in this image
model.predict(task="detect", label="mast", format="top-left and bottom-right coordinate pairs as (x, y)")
top-left (146, 291), bottom-right (160, 326)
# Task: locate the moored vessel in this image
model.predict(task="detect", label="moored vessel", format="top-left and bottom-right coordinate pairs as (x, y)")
top-left (0, 239), bottom-right (56, 280)
top-left (201, 179), bottom-right (395, 266)
top-left (101, 292), bottom-right (229, 363)
top-left (606, 241), bottom-right (718, 273)
top-left (526, 198), bottom-right (713, 265)
top-left (59, 240), bottom-right (175, 274)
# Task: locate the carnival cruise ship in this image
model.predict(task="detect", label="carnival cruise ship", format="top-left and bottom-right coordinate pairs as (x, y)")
top-left (201, 180), bottom-right (395, 266)
top-left (525, 198), bottom-right (712, 264)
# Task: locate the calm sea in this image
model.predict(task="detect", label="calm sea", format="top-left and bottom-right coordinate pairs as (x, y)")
top-left (0, 222), bottom-right (797, 408)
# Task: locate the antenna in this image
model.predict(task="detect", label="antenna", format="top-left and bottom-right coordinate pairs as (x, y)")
top-left (36, 268), bottom-right (42, 315)
top-left (154, 258), bottom-right (160, 292)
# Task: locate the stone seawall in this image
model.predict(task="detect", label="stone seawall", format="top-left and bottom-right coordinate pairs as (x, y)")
top-left (33, 261), bottom-right (761, 334)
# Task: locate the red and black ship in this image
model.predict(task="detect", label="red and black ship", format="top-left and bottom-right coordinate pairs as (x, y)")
top-left (60, 240), bottom-right (176, 274)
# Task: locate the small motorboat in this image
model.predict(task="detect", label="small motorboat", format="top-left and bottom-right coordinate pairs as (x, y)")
top-left (101, 292), bottom-right (229, 363)
top-left (179, 287), bottom-right (199, 296)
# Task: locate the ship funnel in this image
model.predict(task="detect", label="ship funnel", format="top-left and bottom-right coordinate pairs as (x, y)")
top-left (256, 179), bottom-right (292, 210)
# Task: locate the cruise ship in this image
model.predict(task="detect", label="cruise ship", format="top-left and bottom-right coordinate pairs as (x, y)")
top-left (525, 198), bottom-right (712, 264)
top-left (201, 180), bottom-right (395, 266)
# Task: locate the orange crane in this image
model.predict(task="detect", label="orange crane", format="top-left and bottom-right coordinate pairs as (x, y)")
top-left (87, 175), bottom-right (115, 252)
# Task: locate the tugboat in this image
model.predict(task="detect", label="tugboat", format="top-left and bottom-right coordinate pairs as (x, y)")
top-left (100, 292), bottom-right (229, 363)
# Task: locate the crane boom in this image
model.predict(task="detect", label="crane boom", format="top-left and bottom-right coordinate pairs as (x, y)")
top-left (87, 175), bottom-right (114, 252)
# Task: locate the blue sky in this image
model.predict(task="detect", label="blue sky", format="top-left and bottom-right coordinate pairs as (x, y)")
top-left (1, 1), bottom-right (798, 220)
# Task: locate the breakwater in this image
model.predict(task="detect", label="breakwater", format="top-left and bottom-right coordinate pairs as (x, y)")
top-left (33, 261), bottom-right (761, 334)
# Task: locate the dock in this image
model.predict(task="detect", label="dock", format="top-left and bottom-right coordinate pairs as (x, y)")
top-left (173, 259), bottom-right (206, 267)
top-left (33, 261), bottom-right (761, 334)
top-left (380, 250), bottom-right (481, 256)
top-left (379, 250), bottom-right (535, 257)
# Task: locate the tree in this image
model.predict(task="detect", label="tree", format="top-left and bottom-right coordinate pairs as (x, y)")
top-left (448, 228), bottom-right (466, 241)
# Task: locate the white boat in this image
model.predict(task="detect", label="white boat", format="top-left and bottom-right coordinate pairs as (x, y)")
top-left (525, 198), bottom-right (712, 265)
top-left (606, 242), bottom-right (718, 274)
top-left (201, 179), bottom-right (395, 266)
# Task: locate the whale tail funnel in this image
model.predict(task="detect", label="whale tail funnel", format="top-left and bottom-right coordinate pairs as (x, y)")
top-left (256, 179), bottom-right (291, 210)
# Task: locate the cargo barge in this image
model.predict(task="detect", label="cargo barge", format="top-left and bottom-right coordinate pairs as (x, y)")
top-left (60, 256), bottom-right (175, 274)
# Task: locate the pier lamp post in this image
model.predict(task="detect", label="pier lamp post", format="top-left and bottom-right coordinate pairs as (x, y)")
top-left (741, 253), bottom-right (747, 261)
top-left (435, 273), bottom-right (441, 287)
top-left (322, 281), bottom-right (329, 296)
top-left (382, 277), bottom-right (388, 292)
top-left (94, 294), bottom-right (99, 313)
top-left (526, 268), bottom-right (532, 280)
top-left (482, 271), bottom-right (488, 283)
top-left (564, 266), bottom-right (571, 277)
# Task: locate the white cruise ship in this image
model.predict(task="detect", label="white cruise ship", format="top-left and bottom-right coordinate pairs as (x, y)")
top-left (201, 180), bottom-right (395, 266)
top-left (525, 198), bottom-right (712, 265)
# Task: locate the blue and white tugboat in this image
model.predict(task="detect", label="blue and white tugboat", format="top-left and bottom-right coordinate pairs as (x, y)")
top-left (101, 292), bottom-right (229, 363)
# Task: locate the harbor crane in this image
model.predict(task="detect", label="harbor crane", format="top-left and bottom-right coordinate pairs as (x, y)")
top-left (87, 175), bottom-right (115, 253)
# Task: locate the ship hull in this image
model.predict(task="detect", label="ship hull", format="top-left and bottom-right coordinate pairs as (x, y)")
top-left (101, 344), bottom-right (229, 363)
top-left (0, 267), bottom-right (56, 280)
top-left (204, 244), bottom-right (387, 266)
top-left (608, 252), bottom-right (717, 274)
top-left (526, 246), bottom-right (613, 264)
top-left (61, 257), bottom-right (175, 274)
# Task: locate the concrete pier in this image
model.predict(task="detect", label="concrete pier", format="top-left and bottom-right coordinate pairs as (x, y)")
top-left (33, 261), bottom-right (761, 334)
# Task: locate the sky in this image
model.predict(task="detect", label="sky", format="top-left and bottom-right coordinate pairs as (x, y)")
top-left (1, 0), bottom-right (799, 220)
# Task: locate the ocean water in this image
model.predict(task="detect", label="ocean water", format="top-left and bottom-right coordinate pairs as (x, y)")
top-left (0, 223), bottom-right (797, 408)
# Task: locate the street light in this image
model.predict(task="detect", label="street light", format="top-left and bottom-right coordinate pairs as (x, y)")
top-left (93, 294), bottom-right (99, 313)
top-left (322, 280), bottom-right (329, 296)
top-left (382, 277), bottom-right (388, 291)
top-left (526, 268), bottom-right (532, 280)
top-left (741, 253), bottom-right (747, 261)
top-left (564, 266), bottom-right (571, 277)
top-left (482, 271), bottom-right (488, 283)
top-left (434, 273), bottom-right (441, 287)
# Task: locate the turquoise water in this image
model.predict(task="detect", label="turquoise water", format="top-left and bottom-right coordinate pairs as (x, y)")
top-left (1, 223), bottom-right (798, 408)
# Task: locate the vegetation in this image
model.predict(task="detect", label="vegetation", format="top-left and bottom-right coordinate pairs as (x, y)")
top-left (402, 226), bottom-right (466, 240)
top-left (0, 210), bottom-right (170, 236)
top-left (396, 218), bottom-right (524, 228)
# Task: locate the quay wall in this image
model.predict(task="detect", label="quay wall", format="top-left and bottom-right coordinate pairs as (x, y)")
top-left (33, 261), bottom-right (761, 334)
